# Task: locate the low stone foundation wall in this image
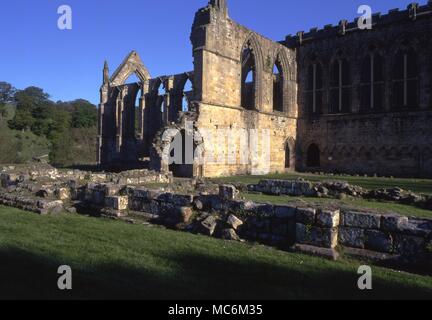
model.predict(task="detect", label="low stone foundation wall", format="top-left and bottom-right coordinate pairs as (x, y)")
top-left (1, 169), bottom-right (431, 270)
top-left (247, 179), bottom-right (432, 210)
top-left (76, 183), bottom-right (432, 267)
top-left (0, 192), bottom-right (64, 215)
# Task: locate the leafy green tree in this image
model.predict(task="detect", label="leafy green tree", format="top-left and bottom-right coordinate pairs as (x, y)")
top-left (49, 130), bottom-right (73, 166)
top-left (8, 109), bottom-right (34, 131)
top-left (3, 84), bottom-right (97, 166)
top-left (14, 86), bottom-right (49, 106)
top-left (9, 86), bottom-right (50, 131)
top-left (69, 99), bottom-right (98, 128)
top-left (0, 82), bottom-right (16, 103)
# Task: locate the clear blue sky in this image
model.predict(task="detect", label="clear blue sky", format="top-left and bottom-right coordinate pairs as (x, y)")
top-left (0, 0), bottom-right (420, 104)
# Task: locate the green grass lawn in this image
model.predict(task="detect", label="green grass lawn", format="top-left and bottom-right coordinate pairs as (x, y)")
top-left (213, 172), bottom-right (432, 194)
top-left (242, 193), bottom-right (432, 219)
top-left (0, 206), bottom-right (431, 300)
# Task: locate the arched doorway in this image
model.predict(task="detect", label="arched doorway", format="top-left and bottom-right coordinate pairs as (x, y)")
top-left (307, 144), bottom-right (320, 167)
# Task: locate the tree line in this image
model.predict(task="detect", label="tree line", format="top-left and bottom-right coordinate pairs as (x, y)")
top-left (0, 81), bottom-right (98, 166)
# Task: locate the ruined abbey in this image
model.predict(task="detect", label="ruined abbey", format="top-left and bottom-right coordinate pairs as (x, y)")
top-left (97, 0), bottom-right (432, 178)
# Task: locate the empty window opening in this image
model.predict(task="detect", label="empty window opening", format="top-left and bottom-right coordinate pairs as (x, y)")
top-left (273, 61), bottom-right (284, 112)
top-left (241, 46), bottom-right (256, 110)
top-left (182, 79), bottom-right (193, 112)
top-left (135, 87), bottom-right (143, 140)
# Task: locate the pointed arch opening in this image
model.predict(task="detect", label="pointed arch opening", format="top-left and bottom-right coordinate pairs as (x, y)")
top-left (393, 48), bottom-right (418, 108)
top-left (134, 86), bottom-right (143, 141)
top-left (241, 45), bottom-right (256, 110)
top-left (305, 56), bottom-right (323, 114)
top-left (360, 49), bottom-right (384, 111)
top-left (182, 78), bottom-right (193, 112)
top-left (273, 59), bottom-right (284, 112)
top-left (330, 52), bottom-right (352, 113)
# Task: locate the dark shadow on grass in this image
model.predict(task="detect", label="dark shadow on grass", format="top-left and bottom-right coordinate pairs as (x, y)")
top-left (0, 247), bottom-right (431, 300)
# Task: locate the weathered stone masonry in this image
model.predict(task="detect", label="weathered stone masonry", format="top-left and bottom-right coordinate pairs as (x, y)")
top-left (289, 2), bottom-right (432, 177)
top-left (78, 182), bottom-right (432, 267)
top-left (97, 0), bottom-right (432, 178)
top-left (97, 0), bottom-right (297, 178)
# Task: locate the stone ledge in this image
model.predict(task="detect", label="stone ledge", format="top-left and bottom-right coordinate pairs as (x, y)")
top-left (343, 247), bottom-right (401, 263)
top-left (292, 244), bottom-right (340, 261)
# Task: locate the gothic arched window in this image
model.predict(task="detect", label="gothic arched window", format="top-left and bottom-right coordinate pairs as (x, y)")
top-left (330, 56), bottom-right (351, 113)
top-left (241, 46), bottom-right (256, 110)
top-left (360, 52), bottom-right (384, 110)
top-left (273, 59), bottom-right (284, 112)
top-left (393, 49), bottom-right (418, 108)
top-left (305, 61), bottom-right (323, 114)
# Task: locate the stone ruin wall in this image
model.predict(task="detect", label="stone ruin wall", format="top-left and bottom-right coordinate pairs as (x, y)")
top-left (98, 1), bottom-right (299, 178)
top-left (98, 1), bottom-right (432, 179)
top-left (190, 4), bottom-right (298, 177)
top-left (68, 182), bottom-right (432, 269)
top-left (290, 3), bottom-right (432, 177)
top-left (98, 50), bottom-right (197, 169)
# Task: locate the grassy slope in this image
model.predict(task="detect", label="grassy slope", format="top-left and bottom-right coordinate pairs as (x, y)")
top-left (0, 206), bottom-right (431, 300)
top-left (0, 104), bottom-right (97, 166)
top-left (213, 173), bottom-right (432, 195)
top-left (243, 193), bottom-right (432, 219)
top-left (0, 104), bottom-right (50, 164)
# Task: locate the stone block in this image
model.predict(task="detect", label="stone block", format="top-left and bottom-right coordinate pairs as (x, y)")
top-left (296, 207), bottom-right (316, 224)
top-left (219, 184), bottom-right (239, 200)
top-left (274, 205), bottom-right (296, 219)
top-left (296, 223), bottom-right (338, 248)
top-left (254, 204), bottom-right (274, 217)
top-left (316, 209), bottom-right (340, 228)
top-left (398, 219), bottom-right (432, 238)
top-left (339, 227), bottom-right (365, 248)
top-left (178, 207), bottom-right (193, 223)
top-left (172, 194), bottom-right (194, 206)
top-left (293, 244), bottom-right (340, 261)
top-left (227, 214), bottom-right (243, 230)
top-left (55, 188), bottom-right (70, 201)
top-left (271, 219), bottom-right (290, 236)
top-left (365, 230), bottom-right (393, 253)
top-left (150, 200), bottom-right (160, 215)
top-left (104, 184), bottom-right (121, 196)
top-left (200, 215), bottom-right (218, 236)
top-left (38, 200), bottom-right (63, 210)
top-left (221, 228), bottom-right (240, 241)
top-left (393, 234), bottom-right (426, 256)
top-left (343, 211), bottom-right (381, 229)
top-left (381, 214), bottom-right (409, 232)
top-left (105, 196), bottom-right (128, 211)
